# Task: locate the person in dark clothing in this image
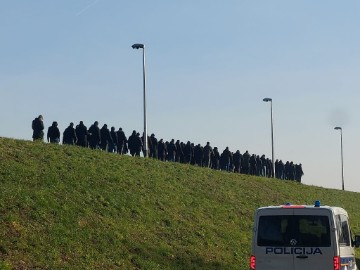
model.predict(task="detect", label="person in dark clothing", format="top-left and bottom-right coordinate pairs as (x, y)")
top-left (242, 150), bottom-right (250, 174)
top-left (288, 161), bottom-right (296, 180)
top-left (88, 121), bottom-right (101, 149)
top-left (100, 124), bottom-right (112, 151)
top-left (63, 122), bottom-right (77, 145)
top-left (183, 141), bottom-right (193, 164)
top-left (275, 159), bottom-right (280, 178)
top-left (220, 152), bottom-right (226, 171)
top-left (157, 139), bottom-right (167, 161)
top-left (211, 147), bottom-right (220, 170)
top-left (76, 121), bottom-right (88, 147)
top-left (109, 127), bottom-right (118, 153)
top-left (295, 163), bottom-right (304, 182)
top-left (203, 142), bottom-right (213, 168)
top-left (256, 155), bottom-right (262, 176)
top-left (181, 142), bottom-right (187, 163)
top-left (284, 161), bottom-right (290, 180)
top-left (194, 144), bottom-right (203, 166)
top-left (221, 147), bottom-right (232, 171)
top-left (233, 150), bottom-right (242, 173)
top-left (175, 140), bottom-right (184, 163)
top-left (128, 130), bottom-right (137, 156)
top-left (47, 121), bottom-right (60, 143)
top-left (285, 161), bottom-right (296, 180)
top-left (167, 139), bottom-right (177, 162)
top-left (249, 154), bottom-right (257, 175)
top-left (32, 115), bottom-right (44, 141)
top-left (128, 131), bottom-right (142, 156)
top-left (150, 134), bottom-right (158, 159)
top-left (116, 128), bottom-right (127, 154)
top-left (278, 160), bottom-right (285, 179)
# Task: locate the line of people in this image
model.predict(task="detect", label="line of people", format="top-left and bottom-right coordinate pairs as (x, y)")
top-left (32, 115), bottom-right (304, 182)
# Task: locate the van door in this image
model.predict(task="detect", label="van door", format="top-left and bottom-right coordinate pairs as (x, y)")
top-left (292, 209), bottom-right (334, 270)
top-left (255, 208), bottom-right (295, 270)
top-left (255, 208), bottom-right (335, 270)
top-left (335, 214), bottom-right (357, 270)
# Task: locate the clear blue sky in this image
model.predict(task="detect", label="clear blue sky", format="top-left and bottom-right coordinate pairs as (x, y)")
top-left (1, 1), bottom-right (360, 193)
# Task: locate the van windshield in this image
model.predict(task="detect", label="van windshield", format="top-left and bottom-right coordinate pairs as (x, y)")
top-left (257, 215), bottom-right (331, 247)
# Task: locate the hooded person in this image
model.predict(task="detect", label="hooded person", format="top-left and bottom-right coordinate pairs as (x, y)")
top-left (32, 115), bottom-right (44, 141)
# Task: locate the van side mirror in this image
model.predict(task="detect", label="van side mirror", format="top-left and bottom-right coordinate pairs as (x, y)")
top-left (354, 235), bottom-right (360, 247)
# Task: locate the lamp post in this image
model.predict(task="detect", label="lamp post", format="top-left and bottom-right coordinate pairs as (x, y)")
top-left (334, 127), bottom-right (344, 190)
top-left (132, 43), bottom-right (148, 157)
top-left (263, 98), bottom-right (275, 178)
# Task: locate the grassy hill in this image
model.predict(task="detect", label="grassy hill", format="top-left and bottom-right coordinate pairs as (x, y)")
top-left (1, 137), bottom-right (360, 269)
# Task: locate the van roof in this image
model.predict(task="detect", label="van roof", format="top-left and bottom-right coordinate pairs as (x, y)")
top-left (256, 203), bottom-right (348, 216)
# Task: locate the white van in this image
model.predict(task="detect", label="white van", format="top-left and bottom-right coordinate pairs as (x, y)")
top-left (250, 201), bottom-right (359, 270)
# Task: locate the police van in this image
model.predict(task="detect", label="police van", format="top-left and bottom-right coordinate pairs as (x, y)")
top-left (250, 201), bottom-right (360, 270)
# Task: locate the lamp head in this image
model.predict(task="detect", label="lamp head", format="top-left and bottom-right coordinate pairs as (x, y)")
top-left (132, 43), bottom-right (144, 49)
top-left (263, 98), bottom-right (272, 102)
top-left (334, 127), bottom-right (342, 130)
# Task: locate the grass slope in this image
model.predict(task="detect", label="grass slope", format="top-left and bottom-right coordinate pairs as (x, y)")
top-left (0, 137), bottom-right (360, 269)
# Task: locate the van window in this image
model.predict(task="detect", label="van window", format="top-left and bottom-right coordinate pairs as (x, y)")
top-left (336, 214), bottom-right (351, 246)
top-left (257, 215), bottom-right (331, 247)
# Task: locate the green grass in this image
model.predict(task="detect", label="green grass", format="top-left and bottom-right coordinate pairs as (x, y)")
top-left (1, 137), bottom-right (360, 269)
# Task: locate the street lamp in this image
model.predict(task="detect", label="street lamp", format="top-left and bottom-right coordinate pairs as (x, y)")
top-left (263, 98), bottom-right (275, 178)
top-left (334, 127), bottom-right (344, 190)
top-left (132, 43), bottom-right (148, 157)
